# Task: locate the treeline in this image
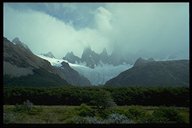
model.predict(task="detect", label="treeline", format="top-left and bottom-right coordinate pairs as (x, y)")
top-left (4, 86), bottom-right (189, 107)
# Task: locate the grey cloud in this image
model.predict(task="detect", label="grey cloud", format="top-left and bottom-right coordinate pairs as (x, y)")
top-left (3, 3), bottom-right (189, 60)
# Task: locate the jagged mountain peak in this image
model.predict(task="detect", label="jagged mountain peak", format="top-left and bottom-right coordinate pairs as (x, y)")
top-left (84, 46), bottom-right (92, 50)
top-left (66, 51), bottom-right (75, 56)
top-left (69, 51), bottom-right (74, 55)
top-left (63, 51), bottom-right (81, 64)
top-left (82, 46), bottom-right (93, 55)
top-left (42, 52), bottom-right (55, 58)
top-left (103, 48), bottom-right (107, 52)
top-left (12, 37), bottom-right (21, 44)
top-left (100, 48), bottom-right (108, 55)
top-left (12, 37), bottom-right (31, 51)
top-left (64, 47), bottom-right (132, 68)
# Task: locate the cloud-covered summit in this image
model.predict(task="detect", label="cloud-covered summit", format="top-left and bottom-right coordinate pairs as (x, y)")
top-left (4, 3), bottom-right (189, 60)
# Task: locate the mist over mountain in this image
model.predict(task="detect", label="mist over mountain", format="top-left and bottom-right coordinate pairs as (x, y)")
top-left (134, 57), bottom-right (155, 67)
top-left (41, 52), bottom-right (55, 58)
top-left (38, 51), bottom-right (132, 86)
top-left (63, 52), bottom-right (81, 64)
top-left (3, 36), bottom-right (189, 87)
top-left (64, 47), bottom-right (136, 68)
top-left (2, 4), bottom-right (190, 124)
top-left (63, 45), bottom-right (188, 69)
top-left (4, 3), bottom-right (189, 60)
top-left (3, 3), bottom-right (189, 87)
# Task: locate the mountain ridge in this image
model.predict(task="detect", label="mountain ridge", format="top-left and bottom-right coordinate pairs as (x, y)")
top-left (105, 58), bottom-right (189, 87)
top-left (63, 47), bottom-right (134, 68)
top-left (3, 37), bottom-right (91, 87)
top-left (3, 37), bottom-right (69, 87)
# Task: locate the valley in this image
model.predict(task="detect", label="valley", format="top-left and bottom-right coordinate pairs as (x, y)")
top-left (3, 3), bottom-right (189, 125)
top-left (3, 37), bottom-right (190, 125)
top-left (4, 86), bottom-right (189, 124)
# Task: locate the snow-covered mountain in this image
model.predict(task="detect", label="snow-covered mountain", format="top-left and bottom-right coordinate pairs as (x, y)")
top-left (4, 37), bottom-right (91, 87)
top-left (64, 47), bottom-right (188, 69)
top-left (37, 54), bottom-right (133, 85)
top-left (63, 51), bottom-right (81, 64)
top-left (64, 47), bottom-right (135, 69)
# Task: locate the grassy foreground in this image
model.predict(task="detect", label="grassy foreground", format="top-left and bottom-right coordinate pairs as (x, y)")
top-left (3, 105), bottom-right (189, 124)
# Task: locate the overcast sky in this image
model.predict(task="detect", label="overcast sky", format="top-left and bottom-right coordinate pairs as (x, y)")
top-left (3, 3), bottom-right (189, 59)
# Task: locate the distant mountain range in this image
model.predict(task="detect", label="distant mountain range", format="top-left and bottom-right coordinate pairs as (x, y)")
top-left (63, 47), bottom-right (136, 68)
top-left (3, 37), bottom-right (90, 87)
top-left (3, 37), bottom-right (189, 87)
top-left (105, 58), bottom-right (189, 87)
top-left (37, 53), bottom-right (132, 86)
top-left (63, 46), bottom-right (188, 69)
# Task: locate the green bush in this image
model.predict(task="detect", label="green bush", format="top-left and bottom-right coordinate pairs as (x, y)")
top-left (97, 108), bottom-right (114, 118)
top-left (150, 107), bottom-right (185, 123)
top-left (125, 106), bottom-right (146, 121)
top-left (77, 103), bottom-right (95, 117)
top-left (13, 100), bottom-right (34, 113)
top-left (92, 89), bottom-right (117, 110)
top-left (66, 114), bottom-right (133, 124)
top-left (65, 116), bottom-right (102, 124)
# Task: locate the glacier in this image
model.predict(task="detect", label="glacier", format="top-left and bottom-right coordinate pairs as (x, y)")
top-left (37, 55), bottom-right (133, 85)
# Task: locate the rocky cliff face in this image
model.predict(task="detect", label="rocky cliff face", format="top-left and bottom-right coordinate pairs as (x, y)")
top-left (55, 62), bottom-right (91, 86)
top-left (81, 47), bottom-right (100, 68)
top-left (63, 47), bottom-right (133, 68)
top-left (63, 52), bottom-right (81, 64)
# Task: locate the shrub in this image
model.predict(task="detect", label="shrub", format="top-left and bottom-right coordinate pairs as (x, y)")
top-left (105, 96), bottom-right (117, 108)
top-left (104, 113), bottom-right (133, 124)
top-left (92, 90), bottom-right (117, 111)
top-left (66, 114), bottom-right (133, 124)
top-left (66, 116), bottom-right (102, 124)
top-left (13, 100), bottom-right (33, 112)
top-left (96, 108), bottom-right (112, 118)
top-left (3, 112), bottom-right (16, 124)
top-left (23, 100), bottom-right (33, 111)
top-left (125, 106), bottom-right (146, 121)
top-left (150, 107), bottom-right (185, 123)
top-left (67, 116), bottom-right (87, 124)
top-left (77, 103), bottom-right (95, 117)
top-left (84, 117), bottom-right (102, 124)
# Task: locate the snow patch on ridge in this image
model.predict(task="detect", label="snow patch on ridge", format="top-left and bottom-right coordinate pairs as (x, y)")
top-left (37, 54), bottom-right (133, 85)
top-left (71, 63), bottom-right (133, 85)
